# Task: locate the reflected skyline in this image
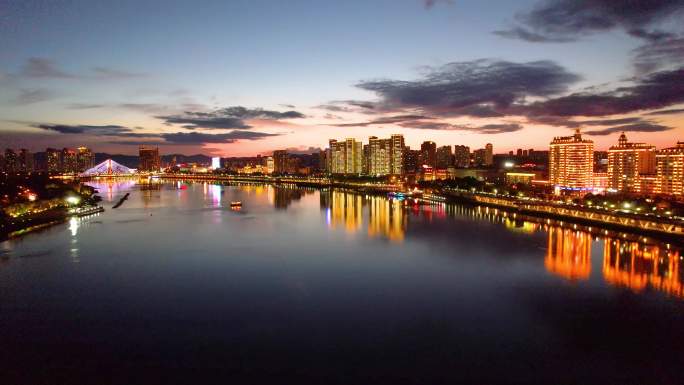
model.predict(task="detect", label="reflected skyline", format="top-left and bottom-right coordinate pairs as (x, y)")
top-left (42, 178), bottom-right (684, 298)
top-left (545, 227), bottom-right (592, 282)
top-left (4, 180), bottom-right (684, 383)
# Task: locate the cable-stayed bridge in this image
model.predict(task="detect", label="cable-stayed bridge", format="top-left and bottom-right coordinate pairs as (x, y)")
top-left (81, 159), bottom-right (135, 176)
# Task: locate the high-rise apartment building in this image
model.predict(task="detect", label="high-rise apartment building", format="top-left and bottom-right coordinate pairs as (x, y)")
top-left (453, 145), bottom-right (470, 167)
top-left (436, 146), bottom-right (453, 169)
top-left (473, 149), bottom-right (486, 167)
top-left (549, 129), bottom-right (594, 189)
top-left (18, 149), bottom-right (33, 172)
top-left (77, 146), bottom-right (94, 172)
top-left (328, 139), bottom-right (344, 174)
top-left (485, 143), bottom-right (493, 166)
top-left (273, 150), bottom-right (289, 174)
top-left (656, 142), bottom-right (684, 196)
top-left (4, 149), bottom-right (18, 173)
top-left (345, 138), bottom-right (363, 175)
top-left (328, 138), bottom-right (362, 174)
top-left (368, 136), bottom-right (392, 176)
top-left (46, 148), bottom-right (61, 172)
top-left (607, 133), bottom-right (656, 193)
top-left (420, 141), bottom-right (436, 168)
top-left (390, 134), bottom-right (404, 175)
top-left (62, 148), bottom-right (78, 173)
top-left (403, 148), bottom-right (419, 174)
top-left (266, 156), bottom-right (275, 174)
top-left (138, 146), bottom-right (160, 172)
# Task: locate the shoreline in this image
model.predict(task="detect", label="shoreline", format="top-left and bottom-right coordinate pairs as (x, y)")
top-left (1, 205), bottom-right (104, 242)
top-left (151, 174), bottom-right (684, 244)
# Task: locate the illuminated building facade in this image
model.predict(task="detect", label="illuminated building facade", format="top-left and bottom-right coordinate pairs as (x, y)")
top-left (46, 148), bottom-right (61, 172)
top-left (436, 145), bottom-right (453, 169)
top-left (211, 157), bottom-right (221, 170)
top-left (3, 149), bottom-right (18, 172)
top-left (390, 134), bottom-right (404, 175)
top-left (328, 138), bottom-right (362, 175)
top-left (273, 150), bottom-right (289, 174)
top-left (345, 138), bottom-right (362, 174)
top-left (402, 148), bottom-right (419, 174)
top-left (592, 172), bottom-right (609, 190)
top-left (656, 142), bottom-right (684, 196)
top-left (266, 156), bottom-right (274, 174)
top-left (453, 145), bottom-right (470, 167)
top-left (420, 141), bottom-right (436, 168)
top-left (549, 129), bottom-right (594, 189)
top-left (607, 133), bottom-right (656, 193)
top-left (61, 148), bottom-right (78, 173)
top-left (17, 149), bottom-right (33, 172)
top-left (505, 172), bottom-right (536, 185)
top-left (473, 148), bottom-right (486, 167)
top-left (368, 136), bottom-right (392, 176)
top-left (77, 146), bottom-right (94, 172)
top-left (485, 143), bottom-right (493, 166)
top-left (138, 146), bottom-right (160, 172)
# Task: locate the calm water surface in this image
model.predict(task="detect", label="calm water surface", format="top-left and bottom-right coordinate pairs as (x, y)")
top-left (2, 179), bottom-right (684, 384)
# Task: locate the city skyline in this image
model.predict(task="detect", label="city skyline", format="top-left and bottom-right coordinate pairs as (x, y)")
top-left (2, 0), bottom-right (683, 156)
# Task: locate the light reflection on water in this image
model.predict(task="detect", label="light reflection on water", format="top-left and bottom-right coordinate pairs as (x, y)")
top-left (2, 178), bottom-right (684, 383)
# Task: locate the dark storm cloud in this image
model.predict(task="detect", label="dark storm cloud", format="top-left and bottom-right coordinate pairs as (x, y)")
top-left (158, 106), bottom-right (305, 130)
top-left (356, 59), bottom-right (580, 113)
top-left (12, 88), bottom-right (57, 104)
top-left (644, 108), bottom-right (684, 116)
top-left (495, 0), bottom-right (684, 43)
top-left (517, 67), bottom-right (684, 117)
top-left (584, 122), bottom-right (673, 136)
top-left (160, 131), bottom-right (278, 144)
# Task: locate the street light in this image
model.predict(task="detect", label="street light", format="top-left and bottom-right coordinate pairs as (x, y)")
top-left (66, 196), bottom-right (80, 205)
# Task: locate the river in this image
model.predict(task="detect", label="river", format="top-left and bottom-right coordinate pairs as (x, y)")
top-left (2, 179), bottom-right (683, 384)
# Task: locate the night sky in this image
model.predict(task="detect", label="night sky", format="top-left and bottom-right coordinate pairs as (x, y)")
top-left (1, 0), bottom-right (683, 155)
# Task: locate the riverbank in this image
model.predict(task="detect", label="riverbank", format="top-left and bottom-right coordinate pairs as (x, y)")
top-left (1, 205), bottom-right (105, 241)
top-left (437, 190), bottom-right (684, 244)
top-left (154, 174), bottom-right (684, 243)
